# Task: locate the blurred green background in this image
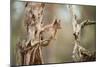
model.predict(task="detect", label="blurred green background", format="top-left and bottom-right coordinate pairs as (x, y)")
top-left (11, 0), bottom-right (96, 65)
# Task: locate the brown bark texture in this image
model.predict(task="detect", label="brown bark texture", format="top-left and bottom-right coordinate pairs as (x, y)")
top-left (68, 5), bottom-right (96, 62)
top-left (16, 2), bottom-right (61, 65)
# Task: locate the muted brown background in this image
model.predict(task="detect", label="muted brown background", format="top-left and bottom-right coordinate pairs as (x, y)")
top-left (11, 1), bottom-right (96, 65)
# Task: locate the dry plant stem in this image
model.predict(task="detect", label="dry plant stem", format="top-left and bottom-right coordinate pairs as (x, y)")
top-left (16, 2), bottom-right (61, 65)
top-left (68, 5), bottom-right (96, 62)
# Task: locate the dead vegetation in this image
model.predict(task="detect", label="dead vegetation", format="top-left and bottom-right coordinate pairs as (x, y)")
top-left (68, 5), bottom-right (96, 62)
top-left (16, 2), bottom-right (61, 65)
top-left (16, 2), bottom-right (96, 65)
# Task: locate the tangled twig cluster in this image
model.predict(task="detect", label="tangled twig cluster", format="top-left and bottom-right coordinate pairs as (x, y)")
top-left (16, 3), bottom-right (96, 65)
top-left (68, 5), bottom-right (96, 62)
top-left (16, 2), bottom-right (61, 65)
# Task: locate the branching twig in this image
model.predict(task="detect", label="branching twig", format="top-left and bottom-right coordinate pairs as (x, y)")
top-left (16, 2), bottom-right (61, 65)
top-left (81, 20), bottom-right (96, 27)
top-left (68, 5), bottom-right (96, 62)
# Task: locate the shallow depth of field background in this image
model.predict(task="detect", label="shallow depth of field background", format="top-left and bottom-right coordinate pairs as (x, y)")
top-left (11, 1), bottom-right (96, 65)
